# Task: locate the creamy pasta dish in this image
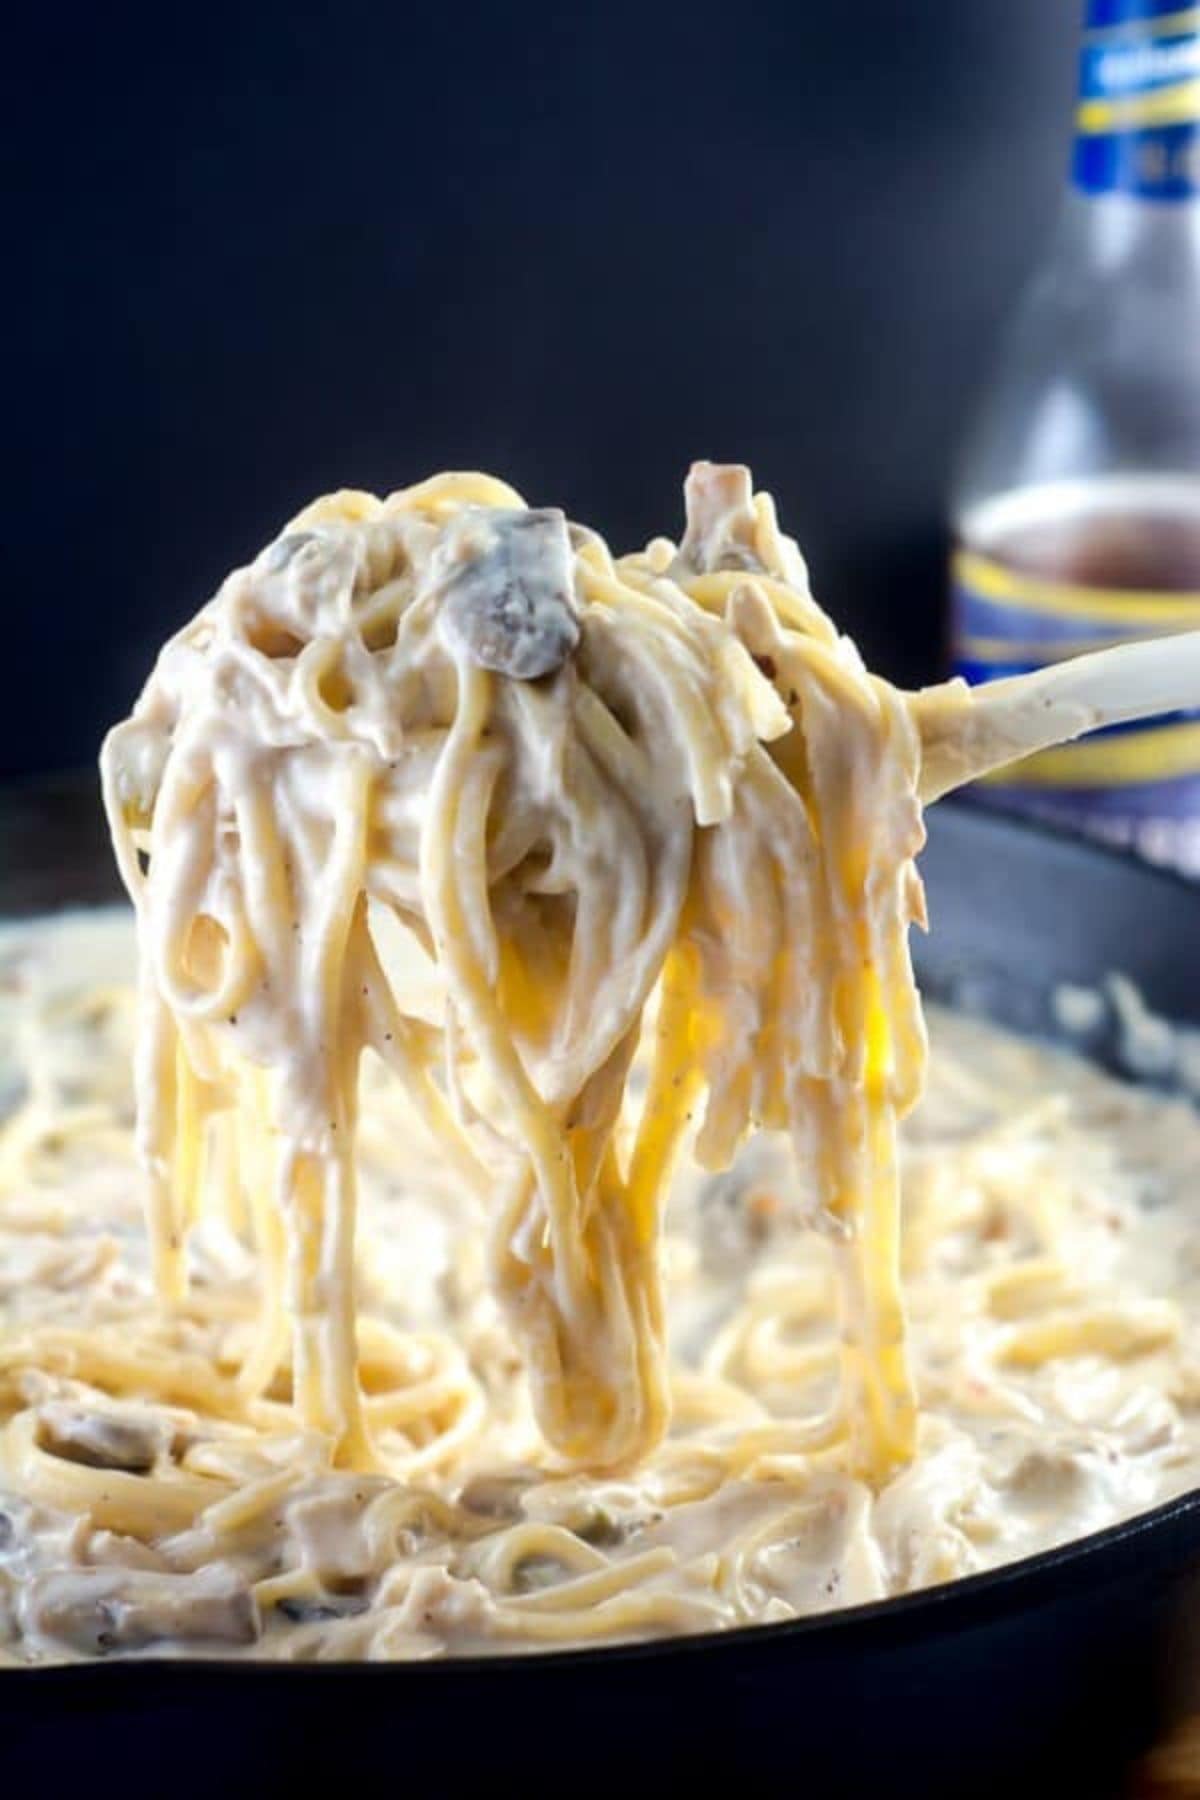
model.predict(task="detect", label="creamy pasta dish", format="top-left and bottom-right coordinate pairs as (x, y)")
top-left (0, 466), bottom-right (1197, 1663)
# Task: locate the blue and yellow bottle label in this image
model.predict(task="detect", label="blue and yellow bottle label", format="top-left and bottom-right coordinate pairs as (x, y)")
top-left (951, 547), bottom-right (1200, 860)
top-left (1075, 1), bottom-right (1200, 200)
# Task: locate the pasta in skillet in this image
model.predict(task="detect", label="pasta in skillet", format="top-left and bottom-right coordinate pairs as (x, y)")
top-left (1, 465), bottom-right (1197, 1663)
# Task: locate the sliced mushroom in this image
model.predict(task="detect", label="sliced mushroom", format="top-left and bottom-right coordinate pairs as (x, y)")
top-left (511, 1553), bottom-right (568, 1594)
top-left (275, 1592), bottom-right (369, 1625)
top-left (36, 1403), bottom-right (168, 1475)
top-left (456, 1470), bottom-right (537, 1522)
top-left (435, 508), bottom-right (580, 680)
top-left (22, 1566), bottom-right (258, 1654)
top-left (568, 1502), bottom-right (629, 1549)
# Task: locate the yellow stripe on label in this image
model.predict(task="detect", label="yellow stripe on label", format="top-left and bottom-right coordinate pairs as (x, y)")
top-left (1084, 7), bottom-right (1200, 44)
top-left (954, 550), bottom-right (1200, 626)
top-left (960, 632), bottom-right (1134, 665)
top-left (985, 719), bottom-right (1200, 789)
top-left (1077, 78), bottom-right (1200, 133)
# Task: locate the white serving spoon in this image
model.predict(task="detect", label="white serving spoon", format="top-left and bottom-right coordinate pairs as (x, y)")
top-left (911, 631), bottom-right (1200, 804)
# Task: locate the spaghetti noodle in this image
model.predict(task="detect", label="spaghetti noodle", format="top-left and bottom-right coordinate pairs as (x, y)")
top-left (98, 463), bottom-right (925, 1481)
top-left (0, 466), bottom-right (1196, 1663)
top-left (1, 917), bottom-right (1199, 1660)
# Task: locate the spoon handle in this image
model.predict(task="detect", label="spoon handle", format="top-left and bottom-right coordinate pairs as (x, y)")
top-left (912, 630), bottom-right (1200, 804)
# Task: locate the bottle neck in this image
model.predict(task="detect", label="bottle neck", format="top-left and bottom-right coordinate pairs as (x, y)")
top-left (1072, 1), bottom-right (1200, 203)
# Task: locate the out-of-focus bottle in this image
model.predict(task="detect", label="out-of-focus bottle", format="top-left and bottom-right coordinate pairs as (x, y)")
top-left (950, 0), bottom-right (1200, 875)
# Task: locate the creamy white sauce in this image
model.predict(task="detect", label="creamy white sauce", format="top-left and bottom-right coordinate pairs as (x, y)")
top-left (1, 906), bottom-right (1198, 1663)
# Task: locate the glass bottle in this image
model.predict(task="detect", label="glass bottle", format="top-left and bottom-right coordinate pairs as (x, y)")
top-left (950, 0), bottom-right (1200, 875)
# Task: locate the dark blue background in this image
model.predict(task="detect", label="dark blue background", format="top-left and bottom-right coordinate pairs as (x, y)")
top-left (7, 1), bottom-right (1078, 780)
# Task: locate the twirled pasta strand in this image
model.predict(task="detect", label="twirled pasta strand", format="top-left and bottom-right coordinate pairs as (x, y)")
top-left (98, 465), bottom-right (927, 1482)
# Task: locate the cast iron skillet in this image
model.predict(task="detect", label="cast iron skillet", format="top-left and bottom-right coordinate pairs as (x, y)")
top-left (2, 772), bottom-right (1199, 1800)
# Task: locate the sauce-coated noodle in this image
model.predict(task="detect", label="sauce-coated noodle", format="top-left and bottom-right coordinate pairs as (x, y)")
top-left (99, 464), bottom-right (925, 1479)
top-left (1, 467), bottom-right (1196, 1665)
